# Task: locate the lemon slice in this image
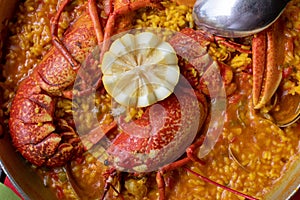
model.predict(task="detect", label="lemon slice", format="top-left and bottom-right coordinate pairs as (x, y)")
top-left (101, 32), bottom-right (179, 107)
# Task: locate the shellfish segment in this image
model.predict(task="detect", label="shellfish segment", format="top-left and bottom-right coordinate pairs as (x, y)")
top-left (271, 92), bottom-right (300, 127)
top-left (101, 32), bottom-right (180, 107)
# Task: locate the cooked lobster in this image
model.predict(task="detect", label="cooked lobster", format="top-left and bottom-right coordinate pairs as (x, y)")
top-left (8, 0), bottom-right (288, 199)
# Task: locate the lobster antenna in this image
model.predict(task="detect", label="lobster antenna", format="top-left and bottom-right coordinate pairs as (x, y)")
top-left (184, 167), bottom-right (259, 200)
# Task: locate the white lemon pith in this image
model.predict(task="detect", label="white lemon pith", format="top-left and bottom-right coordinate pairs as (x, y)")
top-left (101, 32), bottom-right (180, 107)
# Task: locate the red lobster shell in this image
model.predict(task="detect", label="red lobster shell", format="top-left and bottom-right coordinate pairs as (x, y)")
top-left (105, 80), bottom-right (208, 172)
top-left (9, 11), bottom-right (97, 167)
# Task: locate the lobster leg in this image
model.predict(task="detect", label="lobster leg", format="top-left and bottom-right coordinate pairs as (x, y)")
top-left (51, 0), bottom-right (70, 39)
top-left (103, 0), bottom-right (162, 39)
top-left (88, 0), bottom-right (104, 45)
top-left (186, 136), bottom-right (206, 164)
top-left (252, 21), bottom-right (284, 109)
top-left (101, 168), bottom-right (124, 200)
top-left (101, 168), bottom-right (116, 200)
top-left (214, 36), bottom-right (251, 54)
top-left (156, 135), bottom-right (258, 200)
top-left (51, 0), bottom-right (104, 68)
top-left (100, 0), bottom-right (162, 61)
top-left (51, 0), bottom-right (80, 70)
top-left (183, 168), bottom-right (258, 200)
top-left (156, 136), bottom-right (206, 200)
top-left (50, 0), bottom-right (106, 97)
top-left (103, 0), bottom-right (113, 16)
top-left (156, 157), bottom-right (192, 200)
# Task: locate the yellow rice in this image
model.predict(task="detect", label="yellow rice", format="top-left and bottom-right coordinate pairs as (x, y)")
top-left (1, 0), bottom-right (300, 199)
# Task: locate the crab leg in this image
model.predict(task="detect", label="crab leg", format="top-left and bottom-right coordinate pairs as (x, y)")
top-left (252, 21), bottom-right (285, 109)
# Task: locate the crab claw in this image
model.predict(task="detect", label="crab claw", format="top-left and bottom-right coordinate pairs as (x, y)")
top-left (252, 21), bottom-right (285, 109)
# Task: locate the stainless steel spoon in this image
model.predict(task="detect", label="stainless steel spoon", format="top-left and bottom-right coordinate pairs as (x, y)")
top-left (193, 0), bottom-right (291, 37)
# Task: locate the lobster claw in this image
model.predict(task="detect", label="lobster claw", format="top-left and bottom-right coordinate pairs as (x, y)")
top-left (252, 20), bottom-right (285, 109)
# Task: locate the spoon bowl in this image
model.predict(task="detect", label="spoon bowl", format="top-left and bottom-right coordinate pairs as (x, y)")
top-left (193, 0), bottom-right (291, 37)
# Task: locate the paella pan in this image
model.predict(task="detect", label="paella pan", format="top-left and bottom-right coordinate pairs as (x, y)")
top-left (0, 0), bottom-right (300, 199)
